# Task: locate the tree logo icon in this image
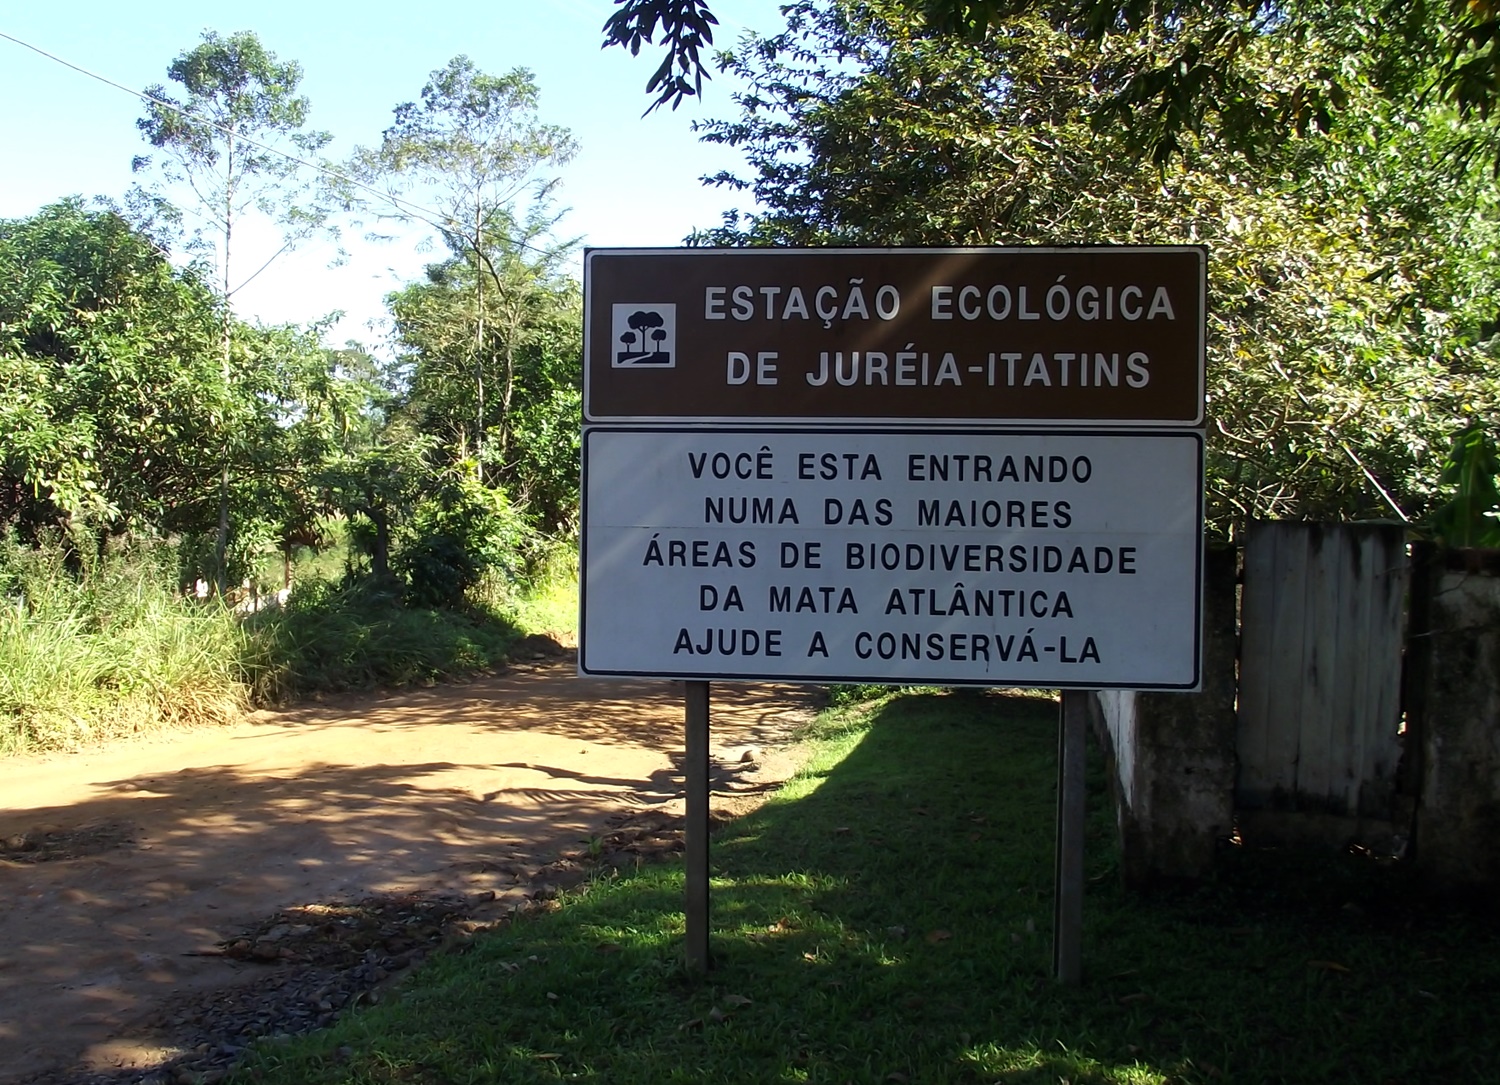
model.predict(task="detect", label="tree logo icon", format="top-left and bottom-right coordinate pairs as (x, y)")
top-left (611, 303), bottom-right (676, 367)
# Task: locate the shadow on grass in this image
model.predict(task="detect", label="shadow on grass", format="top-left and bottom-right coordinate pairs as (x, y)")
top-left (234, 689), bottom-right (1500, 1085)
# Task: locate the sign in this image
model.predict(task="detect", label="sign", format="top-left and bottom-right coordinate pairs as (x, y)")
top-left (580, 427), bottom-right (1203, 689)
top-left (584, 247), bottom-right (1205, 427)
top-left (580, 246), bottom-right (1207, 691)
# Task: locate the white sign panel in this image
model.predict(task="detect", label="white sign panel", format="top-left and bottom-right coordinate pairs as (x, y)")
top-left (580, 427), bottom-right (1202, 689)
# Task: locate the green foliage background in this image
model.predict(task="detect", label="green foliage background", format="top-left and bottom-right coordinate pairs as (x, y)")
top-left (7, 7), bottom-right (1500, 749)
top-left (0, 42), bottom-right (585, 751)
top-left (694, 0), bottom-right (1500, 534)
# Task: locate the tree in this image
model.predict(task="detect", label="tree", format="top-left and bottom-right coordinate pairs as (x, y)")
top-left (0, 198), bottom-right (383, 595)
top-left (689, 1), bottom-right (1500, 531)
top-left (223, 322), bottom-right (380, 588)
top-left (1429, 423), bottom-right (1500, 546)
top-left (0, 199), bottom-right (225, 545)
top-left (395, 467), bottom-right (530, 607)
top-left (385, 216), bottom-right (583, 535)
top-left (321, 425), bottom-right (437, 582)
top-left (136, 30), bottom-right (331, 361)
top-left (606, 0), bottom-right (1500, 165)
top-left (601, 0), bottom-right (720, 111)
top-left (135, 30), bottom-right (331, 589)
top-left (353, 57), bottom-right (578, 480)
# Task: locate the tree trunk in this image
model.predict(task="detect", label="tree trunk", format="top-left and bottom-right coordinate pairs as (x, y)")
top-left (472, 207), bottom-right (486, 484)
top-left (214, 133), bottom-right (236, 596)
top-left (214, 464), bottom-right (230, 595)
top-left (371, 505), bottom-right (391, 580)
top-left (499, 337), bottom-right (516, 466)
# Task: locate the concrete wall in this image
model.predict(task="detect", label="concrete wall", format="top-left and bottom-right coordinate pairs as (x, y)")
top-left (1092, 546), bottom-right (1239, 886)
top-left (1414, 561), bottom-right (1500, 889)
top-left (1097, 538), bottom-right (1500, 892)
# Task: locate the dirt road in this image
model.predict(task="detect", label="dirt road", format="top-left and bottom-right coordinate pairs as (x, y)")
top-left (0, 655), bottom-right (815, 1083)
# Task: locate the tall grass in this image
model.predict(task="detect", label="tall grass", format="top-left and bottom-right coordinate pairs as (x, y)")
top-left (0, 538), bottom-right (249, 755)
top-left (0, 534), bottom-right (574, 756)
top-left (472, 540), bottom-right (579, 643)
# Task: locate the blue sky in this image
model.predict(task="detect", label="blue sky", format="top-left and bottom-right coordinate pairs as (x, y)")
top-left (0, 1), bottom-right (776, 348)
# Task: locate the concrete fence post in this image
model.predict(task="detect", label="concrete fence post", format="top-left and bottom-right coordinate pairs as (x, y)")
top-left (1411, 552), bottom-right (1500, 890)
top-left (1092, 544), bottom-right (1239, 886)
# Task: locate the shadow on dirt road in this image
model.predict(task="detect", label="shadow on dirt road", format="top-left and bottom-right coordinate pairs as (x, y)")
top-left (0, 657), bottom-right (817, 1083)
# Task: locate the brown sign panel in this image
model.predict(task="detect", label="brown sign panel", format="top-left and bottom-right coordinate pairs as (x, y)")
top-left (584, 247), bottom-right (1205, 426)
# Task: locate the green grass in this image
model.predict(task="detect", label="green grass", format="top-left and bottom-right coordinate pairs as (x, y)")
top-left (244, 578), bottom-right (524, 702)
top-left (228, 689), bottom-right (1500, 1084)
top-left (470, 544), bottom-right (580, 644)
top-left (0, 539), bottom-right (250, 754)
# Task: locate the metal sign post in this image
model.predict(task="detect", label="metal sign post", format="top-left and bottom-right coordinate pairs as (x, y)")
top-left (684, 681), bottom-right (711, 971)
top-left (1053, 689), bottom-right (1089, 984)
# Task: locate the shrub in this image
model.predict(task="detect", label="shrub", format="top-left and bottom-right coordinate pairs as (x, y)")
top-left (0, 534), bottom-right (248, 754)
top-left (396, 474), bottom-right (530, 608)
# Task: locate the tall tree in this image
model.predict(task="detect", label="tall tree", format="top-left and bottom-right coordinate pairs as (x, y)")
top-left (134, 30), bottom-right (331, 590)
top-left (225, 322), bottom-right (379, 587)
top-left (353, 57), bottom-right (578, 481)
top-left (135, 30), bottom-right (331, 361)
top-left (385, 209), bottom-right (583, 533)
top-left (0, 200), bottom-right (376, 591)
top-left (606, 0), bottom-right (1500, 164)
top-left (690, 0), bottom-right (1500, 531)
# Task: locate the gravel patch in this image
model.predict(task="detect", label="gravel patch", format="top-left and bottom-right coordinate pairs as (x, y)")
top-left (1, 822), bottom-right (137, 863)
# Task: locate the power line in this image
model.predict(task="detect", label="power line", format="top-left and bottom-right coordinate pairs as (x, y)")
top-left (0, 29), bottom-right (560, 258)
